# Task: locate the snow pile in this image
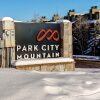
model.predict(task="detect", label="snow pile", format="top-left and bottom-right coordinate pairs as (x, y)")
top-left (0, 68), bottom-right (100, 100)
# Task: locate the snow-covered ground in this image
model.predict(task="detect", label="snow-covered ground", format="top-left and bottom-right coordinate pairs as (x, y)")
top-left (0, 68), bottom-right (100, 100)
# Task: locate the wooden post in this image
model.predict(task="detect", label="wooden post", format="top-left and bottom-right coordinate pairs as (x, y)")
top-left (1, 48), bottom-right (6, 68)
top-left (1, 17), bottom-right (15, 68)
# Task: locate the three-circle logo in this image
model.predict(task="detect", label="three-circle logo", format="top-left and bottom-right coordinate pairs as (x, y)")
top-left (36, 29), bottom-right (60, 42)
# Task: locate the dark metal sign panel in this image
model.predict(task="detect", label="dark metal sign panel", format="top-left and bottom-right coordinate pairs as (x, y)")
top-left (15, 22), bottom-right (61, 60)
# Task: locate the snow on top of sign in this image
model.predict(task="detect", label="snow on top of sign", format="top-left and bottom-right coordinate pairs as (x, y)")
top-left (56, 19), bottom-right (70, 23)
top-left (12, 58), bottom-right (74, 66)
top-left (14, 20), bottom-right (22, 22)
top-left (2, 17), bottom-right (13, 21)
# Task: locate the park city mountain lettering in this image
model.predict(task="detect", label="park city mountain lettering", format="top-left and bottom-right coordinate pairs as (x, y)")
top-left (17, 45), bottom-right (60, 59)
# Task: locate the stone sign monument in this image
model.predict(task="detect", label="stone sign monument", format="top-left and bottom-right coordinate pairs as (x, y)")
top-left (0, 17), bottom-right (75, 71)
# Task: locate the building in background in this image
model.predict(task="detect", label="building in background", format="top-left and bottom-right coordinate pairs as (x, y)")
top-left (52, 14), bottom-right (60, 22)
top-left (64, 6), bottom-right (100, 22)
top-left (39, 16), bottom-right (48, 22)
